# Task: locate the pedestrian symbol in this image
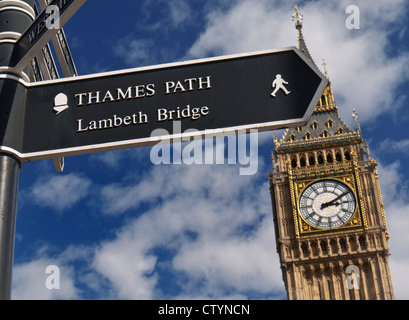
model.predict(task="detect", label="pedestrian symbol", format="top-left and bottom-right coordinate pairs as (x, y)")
top-left (271, 74), bottom-right (291, 97)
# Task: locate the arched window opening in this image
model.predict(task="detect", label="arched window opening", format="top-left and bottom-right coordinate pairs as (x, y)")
top-left (309, 154), bottom-right (315, 166)
top-left (301, 243), bottom-right (308, 254)
top-left (345, 150), bottom-right (351, 161)
top-left (327, 118), bottom-right (333, 128)
top-left (339, 239), bottom-right (347, 250)
top-left (359, 237), bottom-right (366, 249)
top-left (336, 151), bottom-right (342, 162)
top-left (300, 156), bottom-right (306, 167)
top-left (291, 157), bottom-right (297, 168)
top-left (318, 154), bottom-right (324, 165)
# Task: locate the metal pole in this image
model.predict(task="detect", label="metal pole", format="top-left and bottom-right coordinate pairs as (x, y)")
top-left (0, 154), bottom-right (20, 300)
top-left (0, 0), bottom-right (35, 299)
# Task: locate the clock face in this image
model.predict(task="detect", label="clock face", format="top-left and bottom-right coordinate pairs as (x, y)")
top-left (299, 180), bottom-right (356, 229)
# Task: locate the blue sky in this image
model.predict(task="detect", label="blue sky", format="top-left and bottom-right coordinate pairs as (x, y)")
top-left (11, 0), bottom-right (409, 299)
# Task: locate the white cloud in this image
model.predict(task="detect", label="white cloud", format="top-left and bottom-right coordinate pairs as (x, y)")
top-left (12, 248), bottom-right (81, 300)
top-left (187, 0), bottom-right (409, 124)
top-left (91, 163), bottom-right (285, 299)
top-left (30, 173), bottom-right (91, 212)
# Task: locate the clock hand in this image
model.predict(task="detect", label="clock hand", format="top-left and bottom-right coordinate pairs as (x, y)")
top-left (321, 191), bottom-right (348, 209)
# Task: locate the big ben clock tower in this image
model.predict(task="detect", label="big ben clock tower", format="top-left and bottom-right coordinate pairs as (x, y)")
top-left (269, 7), bottom-right (394, 300)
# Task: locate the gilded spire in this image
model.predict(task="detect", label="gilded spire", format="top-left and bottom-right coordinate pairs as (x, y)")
top-left (292, 5), bottom-right (303, 29)
top-left (273, 7), bottom-right (363, 151)
top-left (292, 5), bottom-right (316, 67)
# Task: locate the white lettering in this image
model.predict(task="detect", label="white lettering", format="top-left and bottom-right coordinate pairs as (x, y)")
top-left (157, 105), bottom-right (210, 122)
top-left (165, 76), bottom-right (212, 94)
top-left (117, 87), bottom-right (133, 101)
top-left (202, 305), bottom-right (250, 315)
top-left (77, 112), bottom-right (148, 132)
top-left (88, 91), bottom-right (101, 104)
top-left (102, 90), bottom-right (115, 103)
top-left (198, 76), bottom-right (212, 90)
top-left (75, 93), bottom-right (87, 106)
top-left (158, 304), bottom-right (192, 317)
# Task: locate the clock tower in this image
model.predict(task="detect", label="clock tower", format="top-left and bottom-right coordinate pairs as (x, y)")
top-left (268, 7), bottom-right (394, 300)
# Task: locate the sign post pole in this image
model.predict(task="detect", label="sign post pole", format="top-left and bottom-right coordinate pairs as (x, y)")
top-left (0, 0), bottom-right (34, 300)
top-left (0, 154), bottom-right (21, 300)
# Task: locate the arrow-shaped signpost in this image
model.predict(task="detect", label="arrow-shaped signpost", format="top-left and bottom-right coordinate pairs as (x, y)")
top-left (10, 0), bottom-right (86, 74)
top-left (0, 1), bottom-right (328, 300)
top-left (4, 47), bottom-right (328, 161)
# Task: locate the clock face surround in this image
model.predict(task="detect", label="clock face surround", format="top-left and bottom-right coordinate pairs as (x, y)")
top-left (298, 179), bottom-right (356, 229)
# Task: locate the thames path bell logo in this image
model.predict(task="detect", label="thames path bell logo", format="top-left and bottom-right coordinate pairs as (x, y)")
top-left (271, 74), bottom-right (291, 97)
top-left (53, 93), bottom-right (70, 115)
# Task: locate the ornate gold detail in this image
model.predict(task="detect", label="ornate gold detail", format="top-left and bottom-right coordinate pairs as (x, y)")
top-left (351, 151), bottom-right (368, 232)
top-left (275, 133), bottom-right (361, 152)
top-left (293, 5), bottom-right (303, 29)
top-left (287, 160), bottom-right (301, 241)
top-left (373, 166), bottom-right (390, 239)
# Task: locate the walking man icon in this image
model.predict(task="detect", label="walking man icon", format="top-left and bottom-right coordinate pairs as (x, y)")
top-left (271, 74), bottom-right (291, 97)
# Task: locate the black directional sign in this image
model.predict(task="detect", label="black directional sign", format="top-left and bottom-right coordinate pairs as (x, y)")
top-left (11, 0), bottom-right (86, 73)
top-left (3, 47), bottom-right (327, 161)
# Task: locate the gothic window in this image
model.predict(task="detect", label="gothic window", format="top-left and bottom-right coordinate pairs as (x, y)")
top-left (339, 239), bottom-right (347, 250)
top-left (305, 132), bottom-right (311, 140)
top-left (318, 153), bottom-right (324, 165)
top-left (322, 129), bottom-right (329, 138)
top-left (345, 150), bottom-right (351, 161)
top-left (291, 156), bottom-right (297, 168)
top-left (300, 155), bottom-right (306, 167)
top-left (320, 241), bottom-right (328, 252)
top-left (327, 152), bottom-right (333, 163)
top-left (290, 134), bottom-right (296, 142)
top-left (359, 237), bottom-right (366, 249)
top-left (320, 95), bottom-right (326, 107)
top-left (328, 281), bottom-right (333, 300)
top-left (301, 243), bottom-right (308, 254)
top-left (311, 121), bottom-right (318, 130)
top-left (337, 127), bottom-right (343, 135)
top-left (327, 118), bottom-right (333, 128)
top-left (309, 154), bottom-right (315, 166)
top-left (335, 151), bottom-right (342, 162)
top-left (297, 126), bottom-right (303, 132)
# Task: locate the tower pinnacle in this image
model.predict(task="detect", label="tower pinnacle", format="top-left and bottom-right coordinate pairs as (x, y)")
top-left (292, 5), bottom-right (316, 67)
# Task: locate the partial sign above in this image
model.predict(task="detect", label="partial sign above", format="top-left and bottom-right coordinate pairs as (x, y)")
top-left (11, 0), bottom-right (86, 73)
top-left (3, 47), bottom-right (328, 161)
